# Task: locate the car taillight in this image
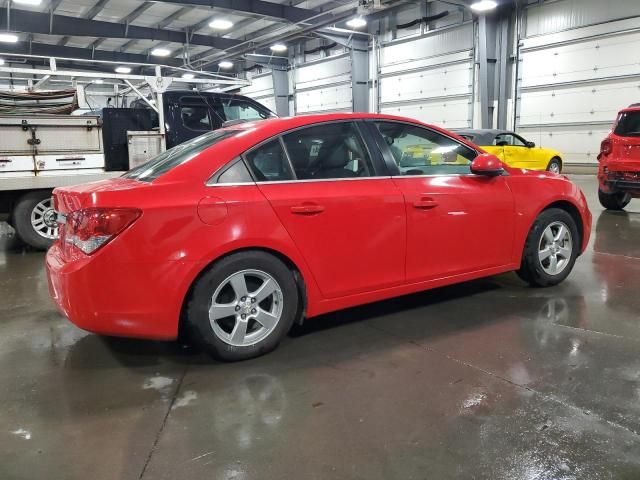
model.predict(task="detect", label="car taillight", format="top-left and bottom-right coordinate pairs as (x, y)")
top-left (63, 208), bottom-right (141, 255)
top-left (600, 139), bottom-right (612, 157)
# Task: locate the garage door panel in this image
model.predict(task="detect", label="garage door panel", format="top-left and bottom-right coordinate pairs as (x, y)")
top-left (296, 83), bottom-right (352, 114)
top-left (379, 62), bottom-right (472, 104)
top-left (518, 126), bottom-right (611, 164)
top-left (381, 97), bottom-right (471, 128)
top-left (520, 32), bottom-right (640, 88)
top-left (518, 79), bottom-right (638, 126)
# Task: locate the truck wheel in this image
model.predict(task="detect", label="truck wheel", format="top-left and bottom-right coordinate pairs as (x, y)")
top-left (12, 190), bottom-right (57, 250)
top-left (598, 189), bottom-right (631, 211)
top-left (546, 157), bottom-right (562, 174)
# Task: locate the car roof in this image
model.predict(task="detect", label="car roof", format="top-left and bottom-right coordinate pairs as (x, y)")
top-left (221, 112), bottom-right (465, 139)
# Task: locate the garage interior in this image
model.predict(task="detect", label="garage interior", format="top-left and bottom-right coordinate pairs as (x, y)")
top-left (1, 0), bottom-right (640, 478)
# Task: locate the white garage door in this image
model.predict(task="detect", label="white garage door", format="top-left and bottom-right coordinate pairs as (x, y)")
top-left (239, 72), bottom-right (277, 114)
top-left (378, 23), bottom-right (474, 129)
top-left (294, 53), bottom-right (352, 114)
top-left (516, 1), bottom-right (640, 165)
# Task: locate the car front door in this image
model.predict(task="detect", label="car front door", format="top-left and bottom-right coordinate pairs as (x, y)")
top-left (499, 133), bottom-right (535, 169)
top-left (371, 121), bottom-right (515, 283)
top-left (246, 121), bottom-right (406, 299)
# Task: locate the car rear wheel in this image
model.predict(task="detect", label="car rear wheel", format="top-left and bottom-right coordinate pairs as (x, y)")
top-left (12, 190), bottom-right (57, 250)
top-left (598, 189), bottom-right (631, 211)
top-left (185, 251), bottom-right (299, 361)
top-left (517, 208), bottom-right (579, 287)
top-left (546, 157), bottom-right (562, 174)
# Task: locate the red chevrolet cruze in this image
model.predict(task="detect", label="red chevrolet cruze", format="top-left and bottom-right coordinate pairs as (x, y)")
top-left (46, 114), bottom-right (591, 361)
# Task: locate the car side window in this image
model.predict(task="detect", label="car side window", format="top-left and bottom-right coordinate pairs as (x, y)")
top-left (495, 133), bottom-right (526, 147)
top-left (222, 99), bottom-right (270, 121)
top-left (244, 139), bottom-right (294, 182)
top-left (282, 122), bottom-right (375, 180)
top-left (181, 106), bottom-right (212, 131)
top-left (375, 122), bottom-right (476, 176)
top-left (216, 159), bottom-right (254, 184)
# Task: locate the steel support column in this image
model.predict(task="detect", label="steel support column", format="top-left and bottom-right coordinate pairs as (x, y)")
top-left (477, 14), bottom-right (497, 129)
top-left (350, 38), bottom-right (370, 113)
top-left (271, 69), bottom-right (290, 116)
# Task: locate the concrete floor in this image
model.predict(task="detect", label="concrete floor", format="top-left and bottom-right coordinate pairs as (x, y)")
top-left (1, 175), bottom-right (639, 480)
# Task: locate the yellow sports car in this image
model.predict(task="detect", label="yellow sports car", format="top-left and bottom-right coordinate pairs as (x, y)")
top-left (454, 129), bottom-right (563, 173)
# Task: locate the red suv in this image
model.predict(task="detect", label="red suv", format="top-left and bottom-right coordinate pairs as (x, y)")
top-left (598, 104), bottom-right (640, 210)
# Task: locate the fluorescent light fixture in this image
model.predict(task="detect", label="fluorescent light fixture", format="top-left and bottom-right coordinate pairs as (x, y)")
top-left (346, 17), bottom-right (367, 29)
top-left (0, 33), bottom-right (19, 43)
top-left (13, 0), bottom-right (41, 4)
top-left (182, 73), bottom-right (195, 80)
top-left (218, 60), bottom-right (233, 69)
top-left (470, 0), bottom-right (498, 12)
top-left (151, 47), bottom-right (171, 57)
top-left (270, 43), bottom-right (287, 53)
top-left (115, 66), bottom-right (132, 74)
top-left (209, 18), bottom-right (233, 30)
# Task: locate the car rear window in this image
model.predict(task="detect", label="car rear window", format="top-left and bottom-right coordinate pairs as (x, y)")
top-left (614, 111), bottom-right (640, 137)
top-left (123, 129), bottom-right (238, 182)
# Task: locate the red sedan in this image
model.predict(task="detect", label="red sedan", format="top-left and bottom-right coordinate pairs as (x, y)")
top-left (46, 114), bottom-right (591, 361)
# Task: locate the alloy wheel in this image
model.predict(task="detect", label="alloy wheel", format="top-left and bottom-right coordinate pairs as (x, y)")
top-left (30, 197), bottom-right (58, 240)
top-left (208, 269), bottom-right (283, 347)
top-left (538, 221), bottom-right (573, 276)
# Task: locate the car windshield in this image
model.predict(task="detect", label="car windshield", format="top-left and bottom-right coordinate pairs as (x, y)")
top-left (123, 129), bottom-right (239, 182)
top-left (614, 111), bottom-right (640, 137)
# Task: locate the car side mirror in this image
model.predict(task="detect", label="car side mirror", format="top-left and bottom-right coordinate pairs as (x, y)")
top-left (526, 141), bottom-right (536, 148)
top-left (471, 153), bottom-right (504, 177)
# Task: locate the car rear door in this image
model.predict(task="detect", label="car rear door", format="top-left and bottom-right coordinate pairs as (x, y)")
top-left (246, 121), bottom-right (406, 299)
top-left (370, 121), bottom-right (515, 282)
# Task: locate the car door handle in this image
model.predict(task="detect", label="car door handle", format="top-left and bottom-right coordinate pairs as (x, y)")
top-left (290, 204), bottom-right (325, 215)
top-left (413, 198), bottom-right (438, 210)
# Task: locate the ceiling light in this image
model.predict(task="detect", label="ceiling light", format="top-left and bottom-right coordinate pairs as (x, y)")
top-left (470, 0), bottom-right (498, 12)
top-left (270, 43), bottom-right (287, 53)
top-left (115, 66), bottom-right (132, 74)
top-left (151, 47), bottom-right (171, 57)
top-left (209, 19), bottom-right (233, 30)
top-left (0, 33), bottom-right (19, 43)
top-left (0, 59), bottom-right (4, 66)
top-left (94, 79), bottom-right (104, 84)
top-left (218, 60), bottom-right (233, 69)
top-left (13, 0), bottom-right (41, 5)
top-left (182, 73), bottom-right (195, 80)
top-left (346, 17), bottom-right (367, 29)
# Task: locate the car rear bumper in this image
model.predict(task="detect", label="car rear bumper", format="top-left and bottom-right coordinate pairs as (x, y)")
top-left (46, 242), bottom-right (191, 340)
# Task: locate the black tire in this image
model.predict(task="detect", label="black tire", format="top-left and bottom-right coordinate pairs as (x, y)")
top-left (546, 157), bottom-right (562, 174)
top-left (517, 208), bottom-right (579, 287)
top-left (598, 189), bottom-right (631, 211)
top-left (12, 190), bottom-right (56, 250)
top-left (185, 251), bottom-right (299, 361)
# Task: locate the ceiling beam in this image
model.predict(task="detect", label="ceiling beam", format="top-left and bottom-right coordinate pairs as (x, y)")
top-left (0, 8), bottom-right (243, 50)
top-left (151, 0), bottom-right (325, 23)
top-left (0, 41), bottom-right (185, 68)
top-left (59, 0), bottom-right (111, 47)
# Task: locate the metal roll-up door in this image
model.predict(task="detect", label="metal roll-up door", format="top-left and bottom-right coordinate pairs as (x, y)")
top-left (294, 53), bottom-right (352, 114)
top-left (378, 23), bottom-right (474, 129)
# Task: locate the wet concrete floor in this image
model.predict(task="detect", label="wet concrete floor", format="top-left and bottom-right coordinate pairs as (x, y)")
top-left (1, 175), bottom-right (639, 479)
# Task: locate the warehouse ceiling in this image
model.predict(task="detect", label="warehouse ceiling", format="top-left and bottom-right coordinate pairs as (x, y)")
top-left (0, 0), bottom-right (401, 74)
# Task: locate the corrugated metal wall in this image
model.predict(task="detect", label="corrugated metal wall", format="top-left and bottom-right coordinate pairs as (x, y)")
top-left (516, 0), bottom-right (640, 165)
top-left (378, 22), bottom-right (474, 129)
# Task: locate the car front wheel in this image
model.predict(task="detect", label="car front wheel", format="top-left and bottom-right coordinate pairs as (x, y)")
top-left (546, 157), bottom-right (562, 174)
top-left (185, 251), bottom-right (299, 361)
top-left (517, 208), bottom-right (579, 287)
top-left (598, 189), bottom-right (631, 211)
